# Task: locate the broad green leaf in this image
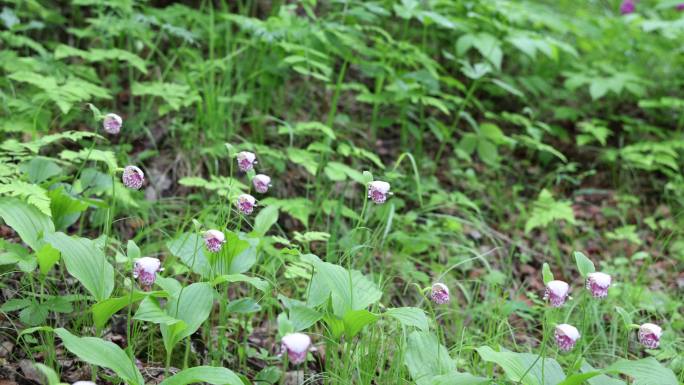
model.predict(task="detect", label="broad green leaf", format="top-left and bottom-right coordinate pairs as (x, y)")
top-left (44, 232), bottom-right (114, 301)
top-left (260, 197), bottom-right (314, 227)
top-left (343, 309), bottom-right (379, 337)
top-left (212, 274), bottom-right (270, 292)
top-left (253, 205), bottom-right (279, 235)
top-left (573, 251), bottom-right (595, 277)
top-left (19, 302), bottom-right (48, 325)
top-left (0, 240), bottom-right (36, 272)
top-left (92, 291), bottom-right (149, 330)
top-left (210, 232), bottom-right (256, 275)
top-left (405, 331), bottom-right (456, 380)
top-left (60, 149), bottom-right (118, 172)
top-left (54, 328), bottom-right (144, 385)
top-left (323, 314), bottom-right (346, 340)
top-left (557, 372), bottom-right (603, 385)
top-left (476, 139), bottom-right (498, 165)
top-left (476, 346), bottom-right (565, 385)
top-left (48, 187), bottom-right (88, 230)
top-left (581, 361), bottom-right (625, 385)
top-left (324, 162), bottom-right (365, 183)
top-left (36, 243), bottom-right (60, 275)
top-left (161, 282), bottom-right (214, 353)
top-left (302, 254), bottom-right (382, 317)
top-left (226, 298), bottom-right (261, 313)
top-left (167, 233), bottom-right (211, 276)
top-left (417, 372), bottom-right (491, 385)
top-left (158, 366), bottom-right (243, 385)
top-left (605, 358), bottom-right (677, 385)
top-left (289, 306), bottom-right (322, 331)
top-left (19, 157), bottom-right (62, 183)
top-left (134, 296), bottom-right (185, 325)
top-left (127, 240), bottom-right (141, 261)
top-left (34, 363), bottom-right (65, 385)
top-left (385, 307), bottom-right (429, 331)
top-left (0, 198), bottom-right (54, 250)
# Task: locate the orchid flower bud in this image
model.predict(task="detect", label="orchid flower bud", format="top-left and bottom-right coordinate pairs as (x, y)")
top-left (638, 323), bottom-right (662, 349)
top-left (133, 257), bottom-right (162, 289)
top-left (103, 113), bottom-right (122, 135)
top-left (281, 333), bottom-right (311, 365)
top-left (586, 272), bottom-right (611, 298)
top-left (122, 165), bottom-right (144, 190)
top-left (253, 174), bottom-right (272, 194)
top-left (368, 181), bottom-right (391, 204)
top-left (236, 151), bottom-right (257, 172)
top-left (237, 194), bottom-right (256, 215)
top-left (203, 229), bottom-right (225, 253)
top-left (544, 280), bottom-right (570, 307)
top-left (430, 283), bottom-right (450, 305)
top-left (554, 324), bottom-right (580, 352)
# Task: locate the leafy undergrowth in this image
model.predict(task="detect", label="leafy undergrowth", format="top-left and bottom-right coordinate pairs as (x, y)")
top-left (0, 1), bottom-right (683, 385)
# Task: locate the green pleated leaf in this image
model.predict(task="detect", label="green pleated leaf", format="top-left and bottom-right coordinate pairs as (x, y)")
top-left (158, 366), bottom-right (243, 385)
top-left (44, 232), bottom-right (114, 301)
top-left (54, 328), bottom-right (144, 385)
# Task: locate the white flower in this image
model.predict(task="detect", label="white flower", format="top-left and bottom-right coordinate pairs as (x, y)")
top-left (638, 323), bottom-right (662, 349)
top-left (554, 324), bottom-right (580, 352)
top-left (203, 229), bottom-right (225, 252)
top-left (133, 257), bottom-right (162, 289)
top-left (253, 174), bottom-right (272, 194)
top-left (122, 165), bottom-right (144, 190)
top-left (430, 283), bottom-right (450, 304)
top-left (237, 194), bottom-right (256, 215)
top-left (368, 181), bottom-right (391, 204)
top-left (237, 151), bottom-right (257, 172)
top-left (103, 113), bottom-right (122, 135)
top-left (544, 280), bottom-right (570, 307)
top-left (586, 272), bottom-right (611, 298)
top-left (281, 333), bottom-right (311, 365)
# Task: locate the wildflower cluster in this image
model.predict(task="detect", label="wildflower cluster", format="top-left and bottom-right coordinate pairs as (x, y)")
top-left (543, 267), bottom-right (663, 352)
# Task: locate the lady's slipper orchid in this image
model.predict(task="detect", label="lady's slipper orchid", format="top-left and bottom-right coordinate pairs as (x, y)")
top-left (122, 166), bottom-right (144, 190)
top-left (281, 333), bottom-right (311, 365)
top-left (554, 324), bottom-right (580, 352)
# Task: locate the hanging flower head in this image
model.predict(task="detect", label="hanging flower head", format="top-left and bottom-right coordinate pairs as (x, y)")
top-left (638, 323), bottom-right (662, 349)
top-left (103, 113), bottom-right (122, 135)
top-left (554, 324), bottom-right (580, 352)
top-left (203, 229), bottom-right (225, 253)
top-left (122, 165), bottom-right (144, 190)
top-left (368, 181), bottom-right (391, 204)
top-left (237, 194), bottom-right (256, 215)
top-left (253, 174), bottom-right (272, 194)
top-left (544, 280), bottom-right (570, 307)
top-left (281, 333), bottom-right (311, 365)
top-left (236, 151), bottom-right (257, 172)
top-left (677, 3), bottom-right (684, 11)
top-left (430, 283), bottom-right (450, 305)
top-left (620, 0), bottom-right (636, 14)
top-left (133, 257), bottom-right (162, 289)
top-left (586, 272), bottom-right (611, 298)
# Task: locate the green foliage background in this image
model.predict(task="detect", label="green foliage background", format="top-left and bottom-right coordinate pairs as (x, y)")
top-left (0, 0), bottom-right (683, 384)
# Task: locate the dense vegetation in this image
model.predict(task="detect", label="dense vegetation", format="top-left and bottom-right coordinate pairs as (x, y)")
top-left (0, 0), bottom-right (683, 384)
